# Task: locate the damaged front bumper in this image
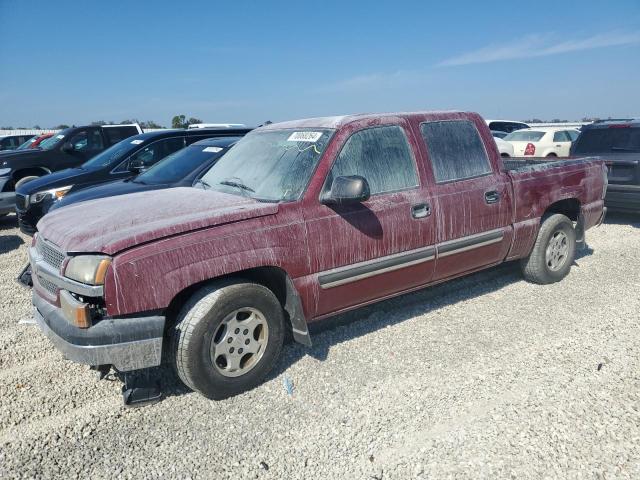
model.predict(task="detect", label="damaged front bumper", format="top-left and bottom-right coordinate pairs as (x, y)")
top-left (32, 293), bottom-right (165, 372)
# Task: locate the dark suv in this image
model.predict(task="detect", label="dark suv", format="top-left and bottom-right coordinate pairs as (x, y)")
top-left (0, 124), bottom-right (141, 216)
top-left (571, 119), bottom-right (640, 212)
top-left (15, 127), bottom-right (251, 234)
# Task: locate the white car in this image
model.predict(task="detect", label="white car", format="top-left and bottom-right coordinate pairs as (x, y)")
top-left (493, 134), bottom-right (514, 157)
top-left (503, 127), bottom-right (580, 157)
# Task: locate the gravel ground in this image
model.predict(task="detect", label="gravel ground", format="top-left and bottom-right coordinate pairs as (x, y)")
top-left (0, 212), bottom-right (639, 479)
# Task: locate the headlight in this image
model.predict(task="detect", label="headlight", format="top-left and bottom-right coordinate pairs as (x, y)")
top-left (0, 168), bottom-right (11, 176)
top-left (64, 255), bottom-right (112, 285)
top-left (30, 185), bottom-right (73, 204)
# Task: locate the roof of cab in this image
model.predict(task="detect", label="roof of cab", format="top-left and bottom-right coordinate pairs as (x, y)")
top-left (258, 110), bottom-right (471, 131)
top-left (191, 136), bottom-right (244, 147)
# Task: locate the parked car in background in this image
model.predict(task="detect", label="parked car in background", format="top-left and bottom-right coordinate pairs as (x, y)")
top-left (571, 118), bottom-right (640, 213)
top-left (485, 119), bottom-right (530, 134)
top-left (504, 127), bottom-right (580, 157)
top-left (0, 124), bottom-right (142, 217)
top-left (26, 111), bottom-right (606, 404)
top-left (48, 136), bottom-right (244, 213)
top-left (494, 135), bottom-right (514, 157)
top-left (491, 130), bottom-right (508, 139)
top-left (15, 127), bottom-right (251, 234)
top-left (16, 133), bottom-right (55, 150)
top-left (0, 134), bottom-right (35, 151)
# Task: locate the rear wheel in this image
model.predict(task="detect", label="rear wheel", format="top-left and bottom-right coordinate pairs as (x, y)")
top-left (171, 281), bottom-right (285, 399)
top-left (521, 214), bottom-right (576, 284)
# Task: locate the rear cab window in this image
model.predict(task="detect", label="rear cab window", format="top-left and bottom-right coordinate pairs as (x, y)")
top-left (420, 120), bottom-right (492, 183)
top-left (573, 126), bottom-right (640, 154)
top-left (323, 125), bottom-right (419, 196)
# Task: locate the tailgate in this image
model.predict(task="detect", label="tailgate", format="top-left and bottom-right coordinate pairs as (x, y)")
top-left (603, 153), bottom-right (640, 187)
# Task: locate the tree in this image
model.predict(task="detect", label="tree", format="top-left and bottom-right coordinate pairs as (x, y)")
top-left (172, 115), bottom-right (203, 128)
top-left (53, 124), bottom-right (70, 129)
top-left (172, 115), bottom-right (187, 128)
top-left (91, 120), bottom-right (109, 126)
top-left (32, 125), bottom-right (41, 129)
top-left (1, 126), bottom-right (14, 130)
top-left (139, 120), bottom-right (163, 129)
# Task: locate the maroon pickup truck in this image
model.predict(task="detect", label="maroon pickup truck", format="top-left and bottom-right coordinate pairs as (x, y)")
top-left (28, 111), bottom-right (607, 402)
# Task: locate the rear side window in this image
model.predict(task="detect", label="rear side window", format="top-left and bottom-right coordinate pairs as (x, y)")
top-left (573, 127), bottom-right (640, 154)
top-left (553, 131), bottom-right (571, 142)
top-left (420, 120), bottom-right (491, 183)
top-left (326, 125), bottom-right (418, 195)
top-left (567, 130), bottom-right (580, 141)
top-left (104, 126), bottom-right (139, 144)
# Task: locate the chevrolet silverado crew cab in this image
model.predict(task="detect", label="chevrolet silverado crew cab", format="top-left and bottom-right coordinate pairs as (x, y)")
top-left (0, 124), bottom-right (141, 217)
top-left (28, 111), bottom-right (606, 403)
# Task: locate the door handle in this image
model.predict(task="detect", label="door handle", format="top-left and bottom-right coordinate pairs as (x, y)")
top-left (411, 203), bottom-right (431, 219)
top-left (484, 190), bottom-right (500, 204)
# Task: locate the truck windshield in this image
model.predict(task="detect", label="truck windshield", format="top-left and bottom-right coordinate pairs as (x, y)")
top-left (199, 129), bottom-right (334, 202)
top-left (81, 137), bottom-right (143, 169)
top-left (136, 143), bottom-right (230, 185)
top-left (38, 129), bottom-right (72, 150)
top-left (573, 127), bottom-right (640, 154)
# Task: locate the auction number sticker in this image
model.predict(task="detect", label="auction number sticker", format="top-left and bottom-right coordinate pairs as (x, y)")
top-left (287, 131), bottom-right (322, 142)
top-left (130, 139), bottom-right (144, 144)
top-left (203, 146), bottom-right (223, 153)
top-left (56, 134), bottom-right (65, 139)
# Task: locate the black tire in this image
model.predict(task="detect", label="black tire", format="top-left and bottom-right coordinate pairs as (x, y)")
top-left (171, 281), bottom-right (285, 400)
top-left (14, 175), bottom-right (39, 189)
top-left (521, 214), bottom-right (576, 284)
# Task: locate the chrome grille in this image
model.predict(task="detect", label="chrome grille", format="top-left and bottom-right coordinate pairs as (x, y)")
top-left (37, 275), bottom-right (58, 296)
top-left (36, 237), bottom-right (66, 270)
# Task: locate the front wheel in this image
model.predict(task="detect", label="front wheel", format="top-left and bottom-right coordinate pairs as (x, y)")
top-left (521, 214), bottom-right (576, 284)
top-left (171, 281), bottom-right (285, 399)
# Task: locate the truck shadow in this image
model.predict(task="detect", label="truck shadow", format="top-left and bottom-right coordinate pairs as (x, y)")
top-left (0, 235), bottom-right (24, 254)
top-left (155, 262), bottom-right (530, 401)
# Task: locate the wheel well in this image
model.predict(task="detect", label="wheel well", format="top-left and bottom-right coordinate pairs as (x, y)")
top-left (500, 153), bottom-right (510, 158)
top-left (5, 168), bottom-right (50, 191)
top-left (544, 198), bottom-right (580, 222)
top-left (164, 266), bottom-right (297, 335)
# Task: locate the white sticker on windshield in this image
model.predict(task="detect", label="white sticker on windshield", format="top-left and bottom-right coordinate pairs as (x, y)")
top-left (203, 146), bottom-right (223, 153)
top-left (130, 139), bottom-right (144, 145)
top-left (287, 131), bottom-right (323, 142)
top-left (56, 134), bottom-right (65, 139)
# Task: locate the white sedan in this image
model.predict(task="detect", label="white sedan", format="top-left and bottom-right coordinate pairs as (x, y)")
top-left (493, 134), bottom-right (514, 157)
top-left (503, 127), bottom-right (580, 157)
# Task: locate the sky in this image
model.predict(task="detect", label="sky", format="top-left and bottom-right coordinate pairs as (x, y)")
top-left (1, 0), bottom-right (639, 128)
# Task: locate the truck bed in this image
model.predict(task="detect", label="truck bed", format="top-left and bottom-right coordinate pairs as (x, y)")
top-left (503, 156), bottom-right (601, 173)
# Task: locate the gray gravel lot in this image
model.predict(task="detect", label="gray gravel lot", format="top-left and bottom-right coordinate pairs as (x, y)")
top-left (0, 212), bottom-right (639, 479)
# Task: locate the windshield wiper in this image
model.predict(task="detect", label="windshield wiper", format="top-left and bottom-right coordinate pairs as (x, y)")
top-left (195, 179), bottom-right (212, 190)
top-left (219, 179), bottom-right (255, 193)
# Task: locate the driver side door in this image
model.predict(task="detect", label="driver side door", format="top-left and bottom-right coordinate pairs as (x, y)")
top-left (303, 124), bottom-right (436, 317)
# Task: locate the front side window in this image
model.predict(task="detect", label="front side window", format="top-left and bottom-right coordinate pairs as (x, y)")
top-left (115, 137), bottom-right (185, 172)
top-left (420, 120), bottom-right (492, 183)
top-left (324, 125), bottom-right (418, 196)
top-left (199, 129), bottom-right (334, 202)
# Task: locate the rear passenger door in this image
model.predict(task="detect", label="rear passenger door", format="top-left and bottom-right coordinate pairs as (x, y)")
top-left (304, 124), bottom-right (436, 316)
top-left (418, 120), bottom-right (513, 280)
top-left (552, 130), bottom-right (573, 157)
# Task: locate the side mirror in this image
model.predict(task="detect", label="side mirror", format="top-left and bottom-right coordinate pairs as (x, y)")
top-left (61, 142), bottom-right (74, 153)
top-left (321, 175), bottom-right (370, 205)
top-left (128, 158), bottom-right (145, 173)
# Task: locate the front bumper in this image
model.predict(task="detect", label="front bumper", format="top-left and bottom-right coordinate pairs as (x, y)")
top-left (33, 293), bottom-right (165, 372)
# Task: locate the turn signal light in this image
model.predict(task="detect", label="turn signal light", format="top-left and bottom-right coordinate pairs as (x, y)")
top-left (524, 143), bottom-right (536, 156)
top-left (60, 290), bottom-right (92, 328)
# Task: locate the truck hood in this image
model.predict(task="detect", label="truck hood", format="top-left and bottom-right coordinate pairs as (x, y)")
top-left (37, 187), bottom-right (279, 255)
top-left (0, 149), bottom-right (40, 163)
